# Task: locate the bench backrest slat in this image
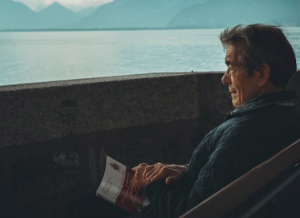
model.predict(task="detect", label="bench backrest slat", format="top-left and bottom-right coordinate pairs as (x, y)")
top-left (180, 138), bottom-right (300, 218)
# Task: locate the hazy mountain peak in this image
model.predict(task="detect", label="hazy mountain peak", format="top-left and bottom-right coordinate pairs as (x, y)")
top-left (49, 2), bottom-right (62, 7)
top-left (39, 1), bottom-right (80, 27)
top-left (41, 2), bottom-right (72, 13)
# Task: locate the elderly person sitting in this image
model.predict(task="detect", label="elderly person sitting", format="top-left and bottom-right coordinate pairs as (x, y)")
top-left (130, 23), bottom-right (300, 218)
top-left (67, 24), bottom-right (300, 218)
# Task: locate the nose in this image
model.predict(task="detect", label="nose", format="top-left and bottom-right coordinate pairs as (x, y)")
top-left (221, 69), bottom-right (231, 85)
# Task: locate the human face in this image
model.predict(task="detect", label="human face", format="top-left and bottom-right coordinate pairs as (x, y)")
top-left (221, 45), bottom-right (261, 108)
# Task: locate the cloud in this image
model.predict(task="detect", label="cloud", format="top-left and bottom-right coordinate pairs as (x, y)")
top-left (14, 0), bottom-right (113, 11)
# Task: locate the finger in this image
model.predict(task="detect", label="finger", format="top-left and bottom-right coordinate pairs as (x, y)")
top-left (132, 163), bottom-right (148, 171)
top-left (142, 173), bottom-right (150, 185)
top-left (132, 165), bottom-right (142, 171)
top-left (149, 168), bottom-right (169, 182)
top-left (132, 164), bottom-right (142, 171)
top-left (144, 169), bottom-right (156, 181)
top-left (142, 165), bottom-right (153, 181)
top-left (145, 163), bottom-right (162, 174)
top-left (143, 165), bottom-right (155, 173)
top-left (149, 167), bottom-right (171, 182)
top-left (146, 164), bottom-right (164, 179)
top-left (140, 163), bottom-right (148, 168)
top-left (148, 167), bottom-right (168, 181)
top-left (165, 175), bottom-right (182, 185)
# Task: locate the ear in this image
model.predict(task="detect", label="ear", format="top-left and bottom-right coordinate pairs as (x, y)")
top-left (256, 63), bottom-right (271, 87)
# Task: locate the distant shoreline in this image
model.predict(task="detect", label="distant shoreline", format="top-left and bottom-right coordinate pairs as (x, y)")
top-left (0, 27), bottom-right (216, 32)
top-left (1, 26), bottom-right (299, 33)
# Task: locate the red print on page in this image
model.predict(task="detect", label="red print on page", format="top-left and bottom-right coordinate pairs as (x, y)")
top-left (110, 162), bottom-right (121, 172)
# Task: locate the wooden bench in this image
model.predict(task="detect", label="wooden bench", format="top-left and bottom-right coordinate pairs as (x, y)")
top-left (180, 138), bottom-right (300, 218)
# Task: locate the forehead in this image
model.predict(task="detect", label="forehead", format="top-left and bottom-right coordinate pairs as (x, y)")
top-left (225, 44), bottom-right (244, 60)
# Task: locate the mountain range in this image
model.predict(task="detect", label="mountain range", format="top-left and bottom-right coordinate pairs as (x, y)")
top-left (0, 0), bottom-right (48, 29)
top-left (39, 2), bottom-right (81, 27)
top-left (0, 0), bottom-right (299, 30)
top-left (169, 0), bottom-right (300, 28)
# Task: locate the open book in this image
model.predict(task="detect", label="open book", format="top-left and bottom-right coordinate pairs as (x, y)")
top-left (96, 156), bottom-right (150, 214)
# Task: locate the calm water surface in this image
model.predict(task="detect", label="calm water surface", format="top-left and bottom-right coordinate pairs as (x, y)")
top-left (0, 28), bottom-right (299, 86)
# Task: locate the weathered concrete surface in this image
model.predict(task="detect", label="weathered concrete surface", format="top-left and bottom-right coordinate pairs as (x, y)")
top-left (0, 71), bottom-right (299, 218)
top-left (0, 73), bottom-right (203, 148)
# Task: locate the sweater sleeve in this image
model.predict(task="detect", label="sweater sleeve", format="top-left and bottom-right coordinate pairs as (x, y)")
top-left (144, 128), bottom-right (267, 218)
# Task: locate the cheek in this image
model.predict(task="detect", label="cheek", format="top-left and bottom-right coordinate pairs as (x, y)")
top-left (232, 78), bottom-right (243, 96)
top-left (235, 78), bottom-right (257, 104)
top-left (232, 77), bottom-right (248, 106)
top-left (238, 82), bottom-right (247, 100)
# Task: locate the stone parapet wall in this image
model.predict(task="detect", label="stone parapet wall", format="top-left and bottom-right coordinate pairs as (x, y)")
top-left (1, 70), bottom-right (298, 149)
top-left (0, 72), bottom-right (232, 148)
top-left (0, 71), bottom-right (299, 218)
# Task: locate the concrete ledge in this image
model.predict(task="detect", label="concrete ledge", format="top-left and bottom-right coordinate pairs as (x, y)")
top-left (0, 72), bottom-right (231, 148)
top-left (1, 71), bottom-right (299, 149)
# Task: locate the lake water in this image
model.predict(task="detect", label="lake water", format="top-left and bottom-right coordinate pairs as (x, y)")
top-left (0, 28), bottom-right (300, 86)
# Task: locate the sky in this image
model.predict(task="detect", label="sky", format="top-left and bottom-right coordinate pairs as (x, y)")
top-left (13, 0), bottom-right (114, 11)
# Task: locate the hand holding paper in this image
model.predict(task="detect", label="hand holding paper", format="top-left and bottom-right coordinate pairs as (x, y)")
top-left (131, 162), bottom-right (188, 196)
top-left (131, 163), bottom-right (150, 196)
top-left (96, 157), bottom-right (149, 214)
top-left (144, 163), bottom-right (187, 185)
